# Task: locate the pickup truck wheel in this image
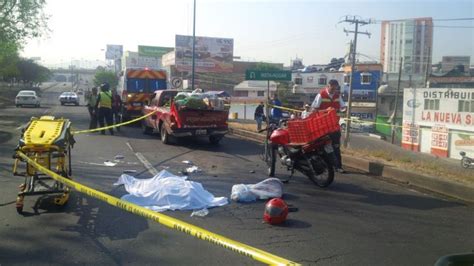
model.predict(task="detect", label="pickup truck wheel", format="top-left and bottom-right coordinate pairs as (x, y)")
top-left (160, 125), bottom-right (170, 144)
top-left (209, 135), bottom-right (223, 145)
top-left (142, 120), bottom-right (152, 135)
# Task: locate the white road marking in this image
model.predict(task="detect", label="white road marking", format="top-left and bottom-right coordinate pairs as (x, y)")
top-left (126, 141), bottom-right (159, 176)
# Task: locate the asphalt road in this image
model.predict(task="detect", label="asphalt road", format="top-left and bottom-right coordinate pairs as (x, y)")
top-left (0, 83), bottom-right (473, 265)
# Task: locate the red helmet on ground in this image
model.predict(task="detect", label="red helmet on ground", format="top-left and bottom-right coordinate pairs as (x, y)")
top-left (263, 198), bottom-right (289, 225)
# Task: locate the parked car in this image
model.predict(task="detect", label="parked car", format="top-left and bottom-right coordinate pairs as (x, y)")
top-left (15, 90), bottom-right (41, 108)
top-left (59, 92), bottom-right (79, 106)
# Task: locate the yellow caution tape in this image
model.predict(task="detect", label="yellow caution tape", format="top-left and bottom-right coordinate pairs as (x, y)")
top-left (268, 104), bottom-right (303, 113)
top-left (16, 151), bottom-right (299, 266)
top-left (72, 111), bottom-right (157, 135)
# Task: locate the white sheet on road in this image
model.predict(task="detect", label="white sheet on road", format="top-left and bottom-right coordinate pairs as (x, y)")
top-left (114, 170), bottom-right (228, 212)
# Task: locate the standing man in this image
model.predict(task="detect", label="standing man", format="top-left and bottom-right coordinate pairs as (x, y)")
top-left (301, 104), bottom-right (311, 119)
top-left (311, 79), bottom-right (347, 173)
top-left (254, 102), bottom-right (265, 131)
top-left (270, 95), bottom-right (282, 123)
top-left (86, 87), bottom-right (98, 130)
top-left (96, 82), bottom-right (114, 135)
top-left (111, 88), bottom-right (122, 132)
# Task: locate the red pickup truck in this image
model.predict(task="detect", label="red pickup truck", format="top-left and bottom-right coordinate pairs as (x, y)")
top-left (142, 90), bottom-right (229, 144)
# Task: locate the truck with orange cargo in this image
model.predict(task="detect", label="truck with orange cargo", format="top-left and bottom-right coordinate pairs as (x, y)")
top-left (117, 67), bottom-right (167, 121)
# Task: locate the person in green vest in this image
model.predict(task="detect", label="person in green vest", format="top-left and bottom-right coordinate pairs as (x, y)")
top-left (86, 87), bottom-right (98, 129)
top-left (95, 82), bottom-right (114, 135)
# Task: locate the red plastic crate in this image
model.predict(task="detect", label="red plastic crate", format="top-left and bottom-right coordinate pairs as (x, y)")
top-left (287, 109), bottom-right (340, 144)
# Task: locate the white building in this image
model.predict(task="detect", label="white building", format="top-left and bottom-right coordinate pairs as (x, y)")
top-left (402, 87), bottom-right (474, 159)
top-left (233, 81), bottom-right (277, 100)
top-left (381, 17), bottom-right (433, 74)
top-left (292, 71), bottom-right (344, 95)
top-left (441, 56), bottom-right (471, 73)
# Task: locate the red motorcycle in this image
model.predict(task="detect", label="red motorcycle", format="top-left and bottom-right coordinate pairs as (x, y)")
top-left (262, 110), bottom-right (339, 187)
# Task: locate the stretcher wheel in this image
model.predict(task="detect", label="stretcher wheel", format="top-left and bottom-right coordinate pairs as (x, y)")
top-left (16, 195), bottom-right (24, 214)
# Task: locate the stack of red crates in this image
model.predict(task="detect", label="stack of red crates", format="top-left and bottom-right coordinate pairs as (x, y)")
top-left (287, 109), bottom-right (340, 145)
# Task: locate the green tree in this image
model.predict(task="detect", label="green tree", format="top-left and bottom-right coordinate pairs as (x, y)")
top-left (0, 0), bottom-right (49, 81)
top-left (0, 0), bottom-right (49, 44)
top-left (276, 81), bottom-right (292, 106)
top-left (94, 70), bottom-right (118, 88)
top-left (16, 58), bottom-right (51, 85)
top-left (0, 41), bottom-right (19, 81)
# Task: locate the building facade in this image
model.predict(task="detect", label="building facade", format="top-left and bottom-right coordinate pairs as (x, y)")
top-left (233, 81), bottom-right (277, 101)
top-left (402, 87), bottom-right (474, 159)
top-left (441, 56), bottom-right (471, 73)
top-left (291, 71), bottom-right (345, 104)
top-left (380, 17), bottom-right (433, 75)
top-left (342, 63), bottom-right (383, 124)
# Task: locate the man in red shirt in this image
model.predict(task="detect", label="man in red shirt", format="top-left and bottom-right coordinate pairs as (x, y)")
top-left (311, 79), bottom-right (347, 173)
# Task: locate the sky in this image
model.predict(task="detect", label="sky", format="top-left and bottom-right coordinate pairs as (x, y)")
top-left (22, 0), bottom-right (474, 68)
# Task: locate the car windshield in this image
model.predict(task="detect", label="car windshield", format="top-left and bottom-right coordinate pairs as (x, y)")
top-left (61, 92), bottom-right (76, 97)
top-left (18, 91), bottom-right (35, 96)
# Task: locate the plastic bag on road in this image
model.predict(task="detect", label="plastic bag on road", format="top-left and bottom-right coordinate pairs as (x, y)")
top-left (114, 170), bottom-right (228, 212)
top-left (231, 178), bottom-right (283, 202)
top-left (186, 165), bottom-right (201, 173)
top-left (190, 208), bottom-right (209, 217)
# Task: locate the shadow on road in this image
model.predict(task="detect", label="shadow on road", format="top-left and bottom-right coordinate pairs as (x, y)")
top-left (331, 182), bottom-right (464, 210)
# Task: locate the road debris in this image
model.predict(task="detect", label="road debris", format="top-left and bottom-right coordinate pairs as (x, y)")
top-left (231, 178), bottom-right (283, 202)
top-left (185, 165), bottom-right (201, 173)
top-left (190, 208), bottom-right (209, 217)
top-left (104, 160), bottom-right (117, 167)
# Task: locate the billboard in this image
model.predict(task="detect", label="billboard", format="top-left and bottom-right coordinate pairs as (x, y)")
top-left (106, 44), bottom-right (123, 60)
top-left (175, 35), bottom-right (233, 73)
top-left (123, 51), bottom-right (161, 69)
top-left (138, 45), bottom-right (174, 57)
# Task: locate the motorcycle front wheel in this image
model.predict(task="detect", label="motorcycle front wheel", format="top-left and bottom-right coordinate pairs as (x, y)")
top-left (308, 155), bottom-right (335, 188)
top-left (461, 158), bottom-right (471, 169)
top-left (267, 144), bottom-right (276, 177)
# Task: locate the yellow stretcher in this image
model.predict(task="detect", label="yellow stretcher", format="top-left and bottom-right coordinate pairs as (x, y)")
top-left (13, 116), bottom-right (75, 214)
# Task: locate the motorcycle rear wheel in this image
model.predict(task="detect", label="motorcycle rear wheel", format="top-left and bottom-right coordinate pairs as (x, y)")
top-left (308, 155), bottom-right (334, 188)
top-left (461, 158), bottom-right (471, 169)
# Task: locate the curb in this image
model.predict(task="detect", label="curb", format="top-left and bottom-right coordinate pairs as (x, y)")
top-left (343, 155), bottom-right (474, 203)
top-left (228, 128), bottom-right (266, 143)
top-left (229, 126), bottom-right (474, 204)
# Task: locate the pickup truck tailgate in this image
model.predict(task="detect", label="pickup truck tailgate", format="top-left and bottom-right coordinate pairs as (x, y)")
top-left (176, 109), bottom-right (228, 128)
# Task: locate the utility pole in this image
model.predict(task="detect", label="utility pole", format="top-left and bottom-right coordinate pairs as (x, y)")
top-left (191, 0), bottom-right (196, 91)
top-left (341, 16), bottom-right (371, 148)
top-left (391, 57), bottom-right (403, 144)
top-left (424, 46), bottom-right (431, 88)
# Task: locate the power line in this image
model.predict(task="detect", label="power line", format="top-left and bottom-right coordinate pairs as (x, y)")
top-left (432, 18), bottom-right (474, 21)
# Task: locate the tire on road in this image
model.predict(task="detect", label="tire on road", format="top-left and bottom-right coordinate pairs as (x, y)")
top-left (142, 120), bottom-right (153, 135)
top-left (308, 155), bottom-right (335, 188)
top-left (461, 158), bottom-right (471, 169)
top-left (267, 144), bottom-right (276, 177)
top-left (160, 124), bottom-right (170, 144)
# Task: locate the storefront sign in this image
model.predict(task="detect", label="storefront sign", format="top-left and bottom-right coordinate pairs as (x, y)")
top-left (402, 121), bottom-right (420, 151)
top-left (431, 124), bottom-right (449, 157)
